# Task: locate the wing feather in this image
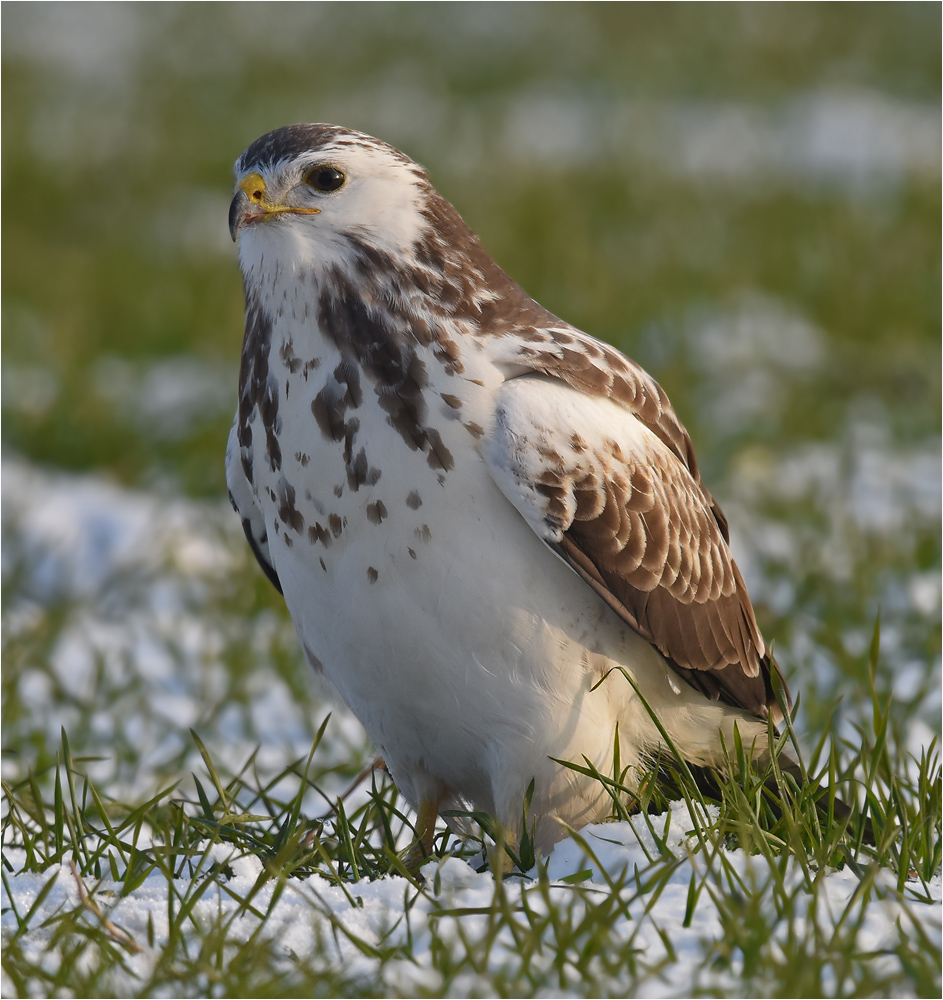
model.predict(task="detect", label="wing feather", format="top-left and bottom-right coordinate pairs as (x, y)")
top-left (483, 365), bottom-right (788, 720)
top-left (226, 423), bottom-right (282, 594)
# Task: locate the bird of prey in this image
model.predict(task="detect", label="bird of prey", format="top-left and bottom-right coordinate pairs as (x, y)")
top-left (227, 123), bottom-right (791, 861)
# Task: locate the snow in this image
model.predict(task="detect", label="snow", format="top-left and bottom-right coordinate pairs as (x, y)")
top-left (3, 820), bottom-right (939, 998)
top-left (92, 355), bottom-right (237, 441)
top-left (0, 456), bottom-right (370, 796)
top-left (1, 453), bottom-right (940, 994)
top-left (5, 5), bottom-right (939, 193)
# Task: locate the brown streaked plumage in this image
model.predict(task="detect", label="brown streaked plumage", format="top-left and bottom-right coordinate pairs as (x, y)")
top-left (227, 123), bottom-right (797, 861)
top-left (483, 324), bottom-right (787, 719)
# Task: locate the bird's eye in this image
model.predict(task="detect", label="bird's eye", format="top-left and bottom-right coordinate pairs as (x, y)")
top-left (304, 166), bottom-right (346, 193)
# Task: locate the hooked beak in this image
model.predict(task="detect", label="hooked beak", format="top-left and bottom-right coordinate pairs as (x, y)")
top-left (229, 172), bottom-right (320, 242)
top-left (228, 189), bottom-right (251, 242)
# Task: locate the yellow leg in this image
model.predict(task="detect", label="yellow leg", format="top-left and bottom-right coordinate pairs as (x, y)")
top-left (403, 797), bottom-right (439, 873)
top-left (490, 826), bottom-right (518, 876)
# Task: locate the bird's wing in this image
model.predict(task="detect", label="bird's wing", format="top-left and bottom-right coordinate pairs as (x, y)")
top-left (226, 422), bottom-right (282, 594)
top-left (482, 334), bottom-right (785, 720)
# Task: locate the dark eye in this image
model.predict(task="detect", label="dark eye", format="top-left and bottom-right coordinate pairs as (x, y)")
top-left (304, 165), bottom-right (346, 193)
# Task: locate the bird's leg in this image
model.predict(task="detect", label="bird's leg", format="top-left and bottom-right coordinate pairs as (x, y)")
top-left (402, 797), bottom-right (439, 873)
top-left (488, 824), bottom-right (518, 876)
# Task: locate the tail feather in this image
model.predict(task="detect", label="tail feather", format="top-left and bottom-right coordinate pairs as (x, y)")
top-left (642, 746), bottom-right (875, 846)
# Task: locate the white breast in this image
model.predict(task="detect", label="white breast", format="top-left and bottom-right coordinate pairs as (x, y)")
top-left (234, 308), bottom-right (767, 853)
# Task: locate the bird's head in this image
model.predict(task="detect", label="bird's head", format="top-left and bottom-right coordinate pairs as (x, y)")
top-left (230, 124), bottom-right (436, 281)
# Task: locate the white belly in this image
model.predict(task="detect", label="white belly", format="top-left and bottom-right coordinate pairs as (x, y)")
top-left (241, 331), bottom-right (758, 852)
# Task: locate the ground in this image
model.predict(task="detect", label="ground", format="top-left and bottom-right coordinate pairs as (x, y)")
top-left (2, 5), bottom-right (940, 997)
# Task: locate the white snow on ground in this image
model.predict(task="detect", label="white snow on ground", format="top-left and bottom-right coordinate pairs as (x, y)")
top-left (91, 355), bottom-right (238, 441)
top-left (497, 86), bottom-right (940, 191)
top-left (2, 452), bottom-right (940, 994)
top-left (2, 818), bottom-right (939, 998)
top-left (0, 456), bottom-right (369, 795)
top-left (5, 5), bottom-right (940, 197)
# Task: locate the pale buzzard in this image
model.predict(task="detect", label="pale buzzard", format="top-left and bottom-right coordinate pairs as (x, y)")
top-left (227, 124), bottom-right (792, 859)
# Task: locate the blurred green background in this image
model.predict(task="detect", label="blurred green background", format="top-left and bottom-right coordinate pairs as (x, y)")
top-left (2, 3), bottom-right (940, 748)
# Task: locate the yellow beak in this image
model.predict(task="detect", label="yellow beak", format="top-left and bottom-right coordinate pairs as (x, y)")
top-left (229, 172), bottom-right (320, 241)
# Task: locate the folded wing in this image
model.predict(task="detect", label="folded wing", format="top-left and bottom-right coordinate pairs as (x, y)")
top-left (226, 423), bottom-right (282, 595)
top-left (482, 354), bottom-right (786, 720)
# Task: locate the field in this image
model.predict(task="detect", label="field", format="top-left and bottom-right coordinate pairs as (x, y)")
top-left (2, 4), bottom-right (940, 996)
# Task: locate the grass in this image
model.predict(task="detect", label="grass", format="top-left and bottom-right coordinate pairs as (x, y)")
top-left (2, 648), bottom-right (939, 998)
top-left (1, 4), bottom-right (940, 997)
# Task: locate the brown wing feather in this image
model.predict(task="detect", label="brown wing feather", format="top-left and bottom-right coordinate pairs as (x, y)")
top-left (493, 331), bottom-right (789, 720)
top-left (553, 525), bottom-right (783, 721)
